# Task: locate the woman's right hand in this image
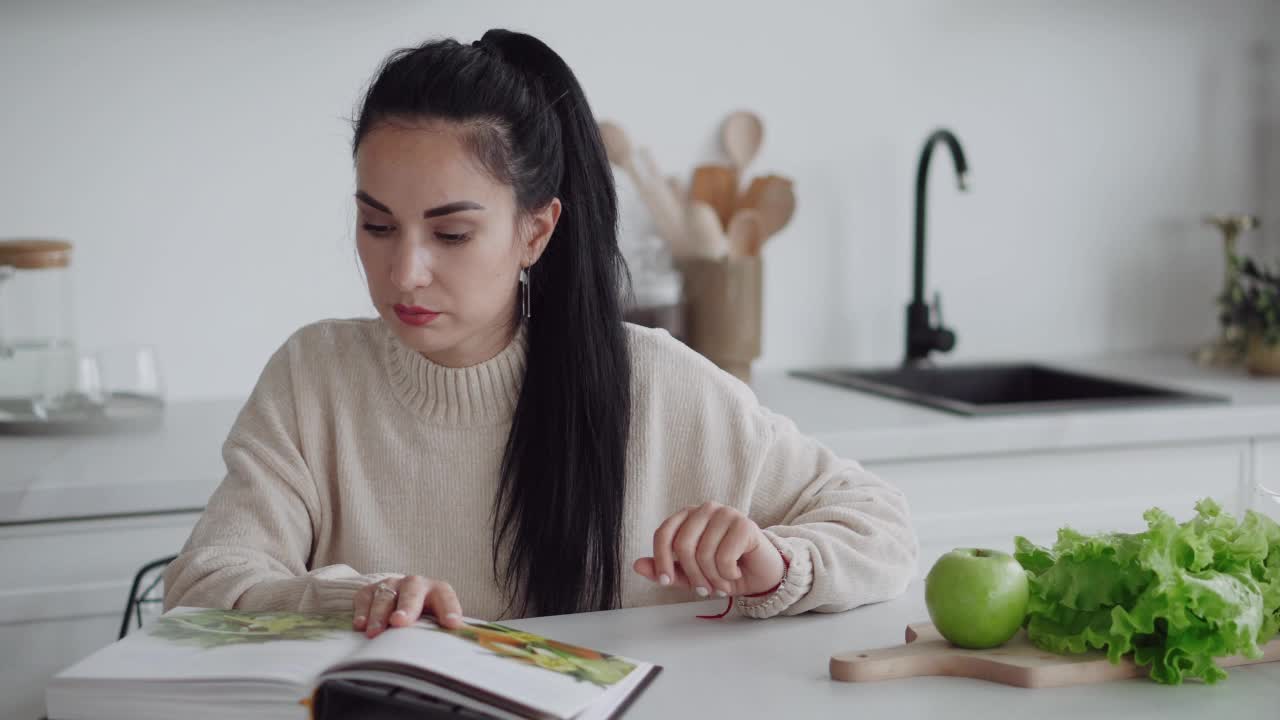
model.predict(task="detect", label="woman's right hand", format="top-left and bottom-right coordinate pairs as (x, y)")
top-left (352, 575), bottom-right (465, 638)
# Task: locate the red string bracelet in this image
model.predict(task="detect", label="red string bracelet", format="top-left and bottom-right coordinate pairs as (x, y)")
top-left (696, 549), bottom-right (790, 620)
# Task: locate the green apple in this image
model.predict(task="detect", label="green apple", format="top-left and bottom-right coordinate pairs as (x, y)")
top-left (924, 548), bottom-right (1029, 649)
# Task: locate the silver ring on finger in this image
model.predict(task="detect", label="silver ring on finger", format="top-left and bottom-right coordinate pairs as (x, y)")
top-left (374, 583), bottom-right (398, 599)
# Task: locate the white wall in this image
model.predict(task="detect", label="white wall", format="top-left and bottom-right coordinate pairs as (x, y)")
top-left (2, 0), bottom-right (1277, 401)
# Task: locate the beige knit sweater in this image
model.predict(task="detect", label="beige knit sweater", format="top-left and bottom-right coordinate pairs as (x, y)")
top-left (164, 319), bottom-right (918, 620)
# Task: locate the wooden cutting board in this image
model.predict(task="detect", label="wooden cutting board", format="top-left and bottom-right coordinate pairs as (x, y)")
top-left (830, 622), bottom-right (1280, 688)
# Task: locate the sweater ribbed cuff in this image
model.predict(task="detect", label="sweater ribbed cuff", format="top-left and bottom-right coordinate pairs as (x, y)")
top-left (236, 567), bottom-right (404, 613)
top-left (736, 531), bottom-right (814, 619)
top-left (303, 572), bottom-right (404, 613)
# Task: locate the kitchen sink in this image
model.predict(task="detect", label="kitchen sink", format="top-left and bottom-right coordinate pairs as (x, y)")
top-left (790, 363), bottom-right (1228, 417)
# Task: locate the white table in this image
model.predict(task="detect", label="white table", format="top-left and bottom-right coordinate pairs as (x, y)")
top-left (507, 581), bottom-right (1280, 719)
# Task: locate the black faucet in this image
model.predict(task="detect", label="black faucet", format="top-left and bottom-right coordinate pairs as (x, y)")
top-left (905, 128), bottom-right (969, 367)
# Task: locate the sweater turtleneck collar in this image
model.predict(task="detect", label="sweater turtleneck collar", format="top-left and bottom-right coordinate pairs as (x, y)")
top-left (382, 321), bottom-right (528, 426)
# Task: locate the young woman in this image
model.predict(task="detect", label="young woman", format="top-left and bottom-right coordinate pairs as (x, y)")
top-left (164, 29), bottom-right (917, 637)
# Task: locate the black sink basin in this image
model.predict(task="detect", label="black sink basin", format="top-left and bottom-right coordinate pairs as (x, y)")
top-left (790, 363), bottom-right (1228, 416)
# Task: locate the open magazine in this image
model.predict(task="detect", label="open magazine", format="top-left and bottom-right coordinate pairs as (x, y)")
top-left (47, 607), bottom-right (661, 720)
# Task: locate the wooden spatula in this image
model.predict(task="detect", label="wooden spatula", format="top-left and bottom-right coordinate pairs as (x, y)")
top-left (726, 209), bottom-right (764, 257)
top-left (831, 622), bottom-right (1280, 689)
top-left (690, 164), bottom-right (739, 231)
top-left (740, 175), bottom-right (795, 240)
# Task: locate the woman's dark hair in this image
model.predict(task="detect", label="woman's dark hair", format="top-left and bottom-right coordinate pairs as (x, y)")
top-left (352, 30), bottom-right (632, 617)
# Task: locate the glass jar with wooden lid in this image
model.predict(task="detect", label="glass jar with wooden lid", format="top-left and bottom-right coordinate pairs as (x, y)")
top-left (0, 238), bottom-right (78, 409)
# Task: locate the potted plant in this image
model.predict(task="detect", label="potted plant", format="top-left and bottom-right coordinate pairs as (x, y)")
top-left (1222, 253), bottom-right (1280, 376)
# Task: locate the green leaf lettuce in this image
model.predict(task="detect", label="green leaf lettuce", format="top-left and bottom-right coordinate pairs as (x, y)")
top-left (1014, 499), bottom-right (1280, 684)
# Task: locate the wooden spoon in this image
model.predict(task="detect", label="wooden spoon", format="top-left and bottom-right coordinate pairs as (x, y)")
top-left (598, 121), bottom-right (688, 255)
top-left (740, 175), bottom-right (796, 239)
top-left (690, 164), bottom-right (739, 231)
top-left (598, 121), bottom-right (633, 171)
top-left (636, 147), bottom-right (684, 215)
top-left (685, 201), bottom-right (728, 259)
top-left (721, 110), bottom-right (764, 174)
top-left (726, 209), bottom-right (764, 257)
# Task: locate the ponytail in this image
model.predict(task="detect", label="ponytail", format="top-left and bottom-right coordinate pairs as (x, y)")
top-left (480, 29), bottom-right (632, 616)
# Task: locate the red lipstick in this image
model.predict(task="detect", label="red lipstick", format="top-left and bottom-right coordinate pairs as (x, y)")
top-left (393, 303), bottom-right (440, 327)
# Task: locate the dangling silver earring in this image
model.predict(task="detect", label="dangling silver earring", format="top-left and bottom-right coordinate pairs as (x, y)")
top-left (519, 267), bottom-right (531, 320)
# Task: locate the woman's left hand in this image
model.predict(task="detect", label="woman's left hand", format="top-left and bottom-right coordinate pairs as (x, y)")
top-left (633, 502), bottom-right (785, 599)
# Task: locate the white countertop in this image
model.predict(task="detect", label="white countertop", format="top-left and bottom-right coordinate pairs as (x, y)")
top-left (506, 581), bottom-right (1280, 719)
top-left (0, 398), bottom-right (242, 524)
top-left (3, 349), bottom-right (1279, 525)
top-left (760, 349), bottom-right (1280, 462)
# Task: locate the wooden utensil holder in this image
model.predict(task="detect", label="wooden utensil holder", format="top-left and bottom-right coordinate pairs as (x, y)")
top-left (676, 256), bottom-right (762, 383)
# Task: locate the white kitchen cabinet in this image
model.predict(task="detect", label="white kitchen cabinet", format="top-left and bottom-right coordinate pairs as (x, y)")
top-left (0, 513), bottom-right (199, 720)
top-left (864, 440), bottom-right (1251, 576)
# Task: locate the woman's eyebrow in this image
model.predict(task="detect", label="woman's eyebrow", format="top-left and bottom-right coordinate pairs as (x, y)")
top-left (354, 190), bottom-right (485, 218)
top-left (424, 201), bottom-right (485, 218)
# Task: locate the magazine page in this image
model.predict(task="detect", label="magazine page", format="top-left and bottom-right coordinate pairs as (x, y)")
top-left (54, 607), bottom-right (366, 688)
top-left (324, 617), bottom-right (652, 720)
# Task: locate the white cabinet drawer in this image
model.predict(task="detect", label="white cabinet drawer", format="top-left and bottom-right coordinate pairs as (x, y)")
top-left (0, 514), bottom-right (200, 720)
top-left (0, 513), bottom-right (199, 624)
top-left (865, 441), bottom-right (1249, 575)
top-left (1, 613), bottom-right (117, 720)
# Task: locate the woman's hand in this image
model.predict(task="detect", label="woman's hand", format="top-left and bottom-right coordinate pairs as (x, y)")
top-left (352, 575), bottom-right (465, 638)
top-left (633, 502), bottom-right (785, 598)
